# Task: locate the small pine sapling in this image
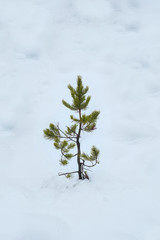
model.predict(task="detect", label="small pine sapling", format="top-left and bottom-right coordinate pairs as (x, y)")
top-left (43, 76), bottom-right (100, 180)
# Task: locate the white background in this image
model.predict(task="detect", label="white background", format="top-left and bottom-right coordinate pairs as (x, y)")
top-left (0, 0), bottom-right (160, 239)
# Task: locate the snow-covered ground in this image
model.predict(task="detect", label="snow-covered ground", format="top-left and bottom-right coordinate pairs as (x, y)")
top-left (1, 0), bottom-right (160, 239)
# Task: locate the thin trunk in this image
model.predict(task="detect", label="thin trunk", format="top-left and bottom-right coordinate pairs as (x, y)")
top-left (77, 109), bottom-right (83, 179)
top-left (77, 140), bottom-right (82, 179)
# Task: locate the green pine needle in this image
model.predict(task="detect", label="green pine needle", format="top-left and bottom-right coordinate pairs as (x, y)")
top-left (65, 154), bottom-right (73, 159)
top-left (62, 76), bottom-right (91, 111)
top-left (43, 129), bottom-right (55, 140)
top-left (68, 143), bottom-right (76, 149)
top-left (66, 174), bottom-right (72, 179)
top-left (81, 146), bottom-right (100, 162)
top-left (60, 159), bottom-right (68, 165)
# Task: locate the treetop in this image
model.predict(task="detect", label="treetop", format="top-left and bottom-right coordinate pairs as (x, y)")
top-left (62, 75), bottom-right (91, 111)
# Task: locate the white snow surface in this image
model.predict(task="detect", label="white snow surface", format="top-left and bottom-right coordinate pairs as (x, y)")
top-left (1, 0), bottom-right (160, 239)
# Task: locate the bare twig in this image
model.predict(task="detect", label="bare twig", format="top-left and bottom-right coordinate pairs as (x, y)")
top-left (72, 153), bottom-right (78, 157)
top-left (58, 171), bottom-right (78, 176)
top-left (57, 125), bottom-right (77, 143)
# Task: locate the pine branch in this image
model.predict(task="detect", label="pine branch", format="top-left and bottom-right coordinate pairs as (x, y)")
top-left (62, 100), bottom-right (76, 111)
top-left (60, 148), bottom-right (77, 161)
top-left (72, 153), bottom-right (78, 157)
top-left (66, 124), bottom-right (78, 136)
top-left (81, 146), bottom-right (100, 165)
top-left (57, 125), bottom-right (77, 143)
top-left (83, 161), bottom-right (98, 168)
top-left (80, 96), bottom-right (91, 110)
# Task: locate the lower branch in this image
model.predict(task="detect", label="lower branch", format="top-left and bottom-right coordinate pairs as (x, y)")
top-left (81, 157), bottom-right (99, 168)
top-left (83, 161), bottom-right (98, 168)
top-left (58, 169), bottom-right (89, 180)
top-left (58, 171), bottom-right (78, 176)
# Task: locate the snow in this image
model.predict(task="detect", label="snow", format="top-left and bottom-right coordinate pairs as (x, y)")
top-left (0, 0), bottom-right (160, 239)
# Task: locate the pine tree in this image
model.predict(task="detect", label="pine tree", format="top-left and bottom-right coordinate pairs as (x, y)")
top-left (43, 76), bottom-right (100, 180)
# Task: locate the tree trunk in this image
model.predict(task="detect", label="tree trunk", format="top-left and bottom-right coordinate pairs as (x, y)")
top-left (77, 109), bottom-right (84, 180)
top-left (77, 137), bottom-right (83, 179)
